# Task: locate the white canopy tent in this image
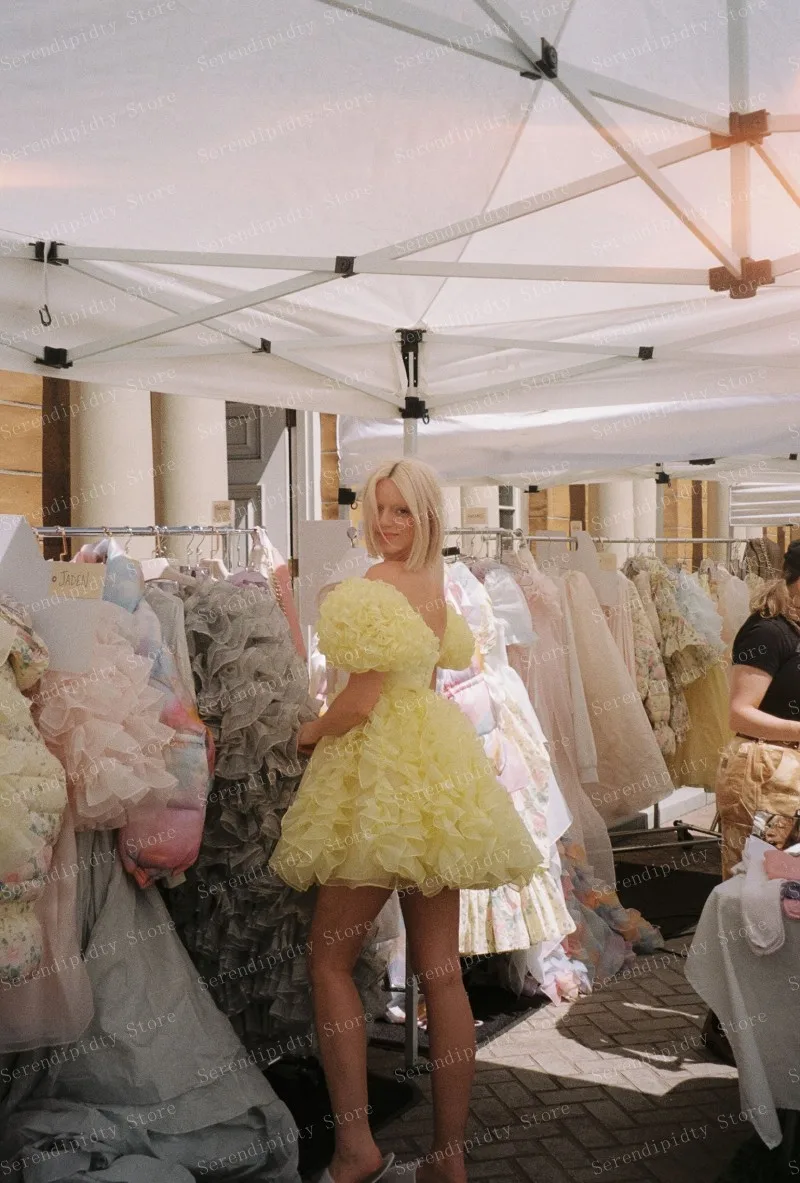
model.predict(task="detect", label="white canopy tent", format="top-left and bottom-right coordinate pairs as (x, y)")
top-left (0, 0), bottom-right (798, 473)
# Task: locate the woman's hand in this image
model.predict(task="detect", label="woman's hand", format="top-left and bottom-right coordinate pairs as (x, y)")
top-left (297, 721), bottom-right (319, 753)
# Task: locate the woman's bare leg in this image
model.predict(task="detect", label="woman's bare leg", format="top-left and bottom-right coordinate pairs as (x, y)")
top-left (309, 884), bottom-right (392, 1183)
top-left (400, 888), bottom-right (474, 1183)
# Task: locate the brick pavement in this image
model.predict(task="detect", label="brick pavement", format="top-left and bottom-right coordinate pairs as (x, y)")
top-left (370, 937), bottom-right (755, 1181)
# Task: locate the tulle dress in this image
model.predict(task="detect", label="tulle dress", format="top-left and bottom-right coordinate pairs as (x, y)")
top-left (270, 577), bottom-right (542, 895)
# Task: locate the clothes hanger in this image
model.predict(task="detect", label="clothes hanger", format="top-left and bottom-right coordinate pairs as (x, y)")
top-left (142, 527), bottom-right (172, 581)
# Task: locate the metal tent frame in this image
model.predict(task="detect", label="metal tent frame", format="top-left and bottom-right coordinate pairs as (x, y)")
top-left (9, 0), bottom-right (798, 457)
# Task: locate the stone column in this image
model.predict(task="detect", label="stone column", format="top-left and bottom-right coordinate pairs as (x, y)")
top-left (69, 383), bottom-right (156, 559)
top-left (633, 478), bottom-right (658, 546)
top-left (151, 392), bottom-right (228, 563)
top-left (706, 480), bottom-right (732, 563)
top-left (588, 480), bottom-right (635, 564)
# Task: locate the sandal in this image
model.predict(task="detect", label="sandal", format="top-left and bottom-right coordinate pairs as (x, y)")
top-left (320, 1152), bottom-right (396, 1183)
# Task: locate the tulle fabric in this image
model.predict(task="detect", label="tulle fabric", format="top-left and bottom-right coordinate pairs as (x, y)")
top-left (271, 578), bottom-right (543, 894)
top-left (0, 805), bottom-right (94, 1052)
top-left (671, 570), bottom-right (727, 654)
top-left (32, 602), bottom-right (177, 830)
top-left (0, 605), bottom-right (68, 989)
top-left (271, 685), bottom-right (543, 894)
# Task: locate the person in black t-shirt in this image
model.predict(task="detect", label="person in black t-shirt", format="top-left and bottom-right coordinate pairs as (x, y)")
top-left (718, 540), bottom-right (800, 881)
top-left (703, 542), bottom-right (800, 1065)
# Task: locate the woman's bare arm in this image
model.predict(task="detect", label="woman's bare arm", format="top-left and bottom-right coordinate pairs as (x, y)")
top-left (303, 670), bottom-right (386, 744)
top-left (729, 664), bottom-right (800, 742)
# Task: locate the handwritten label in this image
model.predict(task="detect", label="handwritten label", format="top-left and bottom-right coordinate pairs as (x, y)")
top-left (464, 506), bottom-right (489, 527)
top-left (212, 500), bottom-right (235, 527)
top-left (46, 562), bottom-right (106, 599)
top-left (598, 552), bottom-right (618, 573)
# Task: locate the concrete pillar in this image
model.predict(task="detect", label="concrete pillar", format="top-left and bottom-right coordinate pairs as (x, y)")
top-left (151, 392), bottom-right (228, 563)
top-left (706, 480), bottom-right (732, 563)
top-left (460, 485), bottom-right (498, 558)
top-left (69, 384), bottom-right (155, 559)
top-left (588, 480), bottom-right (635, 564)
top-left (633, 478), bottom-right (658, 545)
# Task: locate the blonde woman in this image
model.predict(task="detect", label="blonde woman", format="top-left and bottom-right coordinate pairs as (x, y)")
top-left (270, 459), bottom-right (541, 1183)
top-left (717, 540), bottom-right (800, 879)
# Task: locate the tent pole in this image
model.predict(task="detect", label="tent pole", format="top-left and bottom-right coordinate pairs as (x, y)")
top-left (403, 417), bottom-right (418, 457)
top-left (728, 0), bottom-right (751, 260)
top-left (398, 329), bottom-right (426, 458)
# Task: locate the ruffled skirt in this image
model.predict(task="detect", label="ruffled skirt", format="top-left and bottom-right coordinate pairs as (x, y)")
top-left (270, 687), bottom-right (543, 895)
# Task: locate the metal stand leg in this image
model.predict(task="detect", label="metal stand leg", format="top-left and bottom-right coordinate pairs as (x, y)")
top-left (404, 932), bottom-right (419, 1071)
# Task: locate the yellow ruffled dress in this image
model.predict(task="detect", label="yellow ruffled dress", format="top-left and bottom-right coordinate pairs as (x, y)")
top-left (270, 578), bottom-right (543, 896)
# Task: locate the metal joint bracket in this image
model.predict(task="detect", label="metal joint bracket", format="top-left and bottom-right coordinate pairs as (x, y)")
top-left (655, 471), bottom-right (671, 485)
top-left (397, 327), bottom-right (425, 393)
top-left (338, 487), bottom-right (357, 506)
top-left (638, 346), bottom-right (654, 360)
top-left (399, 394), bottom-right (429, 423)
top-left (31, 240), bottom-right (65, 265)
top-left (335, 255), bottom-right (355, 277)
top-left (689, 458), bottom-right (716, 466)
top-left (35, 346), bottom-right (72, 369)
top-left (527, 485), bottom-right (540, 493)
top-left (711, 109), bottom-right (770, 148)
top-left (519, 38), bottom-right (558, 80)
top-left (709, 256), bottom-right (774, 299)
top-left (253, 338), bottom-right (271, 353)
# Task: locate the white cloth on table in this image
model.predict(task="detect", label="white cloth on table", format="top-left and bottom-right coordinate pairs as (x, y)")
top-left (686, 874), bottom-right (800, 1148)
top-left (738, 836), bottom-right (786, 956)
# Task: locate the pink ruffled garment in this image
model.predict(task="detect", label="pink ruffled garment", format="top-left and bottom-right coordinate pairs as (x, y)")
top-left (33, 601), bottom-right (177, 830)
top-left (504, 551), bottom-right (615, 889)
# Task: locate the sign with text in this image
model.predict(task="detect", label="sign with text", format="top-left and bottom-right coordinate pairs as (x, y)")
top-left (211, 500), bottom-right (235, 527)
top-left (463, 506), bottom-right (489, 527)
top-left (46, 561), bottom-right (106, 599)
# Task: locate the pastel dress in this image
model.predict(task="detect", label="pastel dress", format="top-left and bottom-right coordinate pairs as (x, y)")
top-left (270, 577), bottom-right (543, 895)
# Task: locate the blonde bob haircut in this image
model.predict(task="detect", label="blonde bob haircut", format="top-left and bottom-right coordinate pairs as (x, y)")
top-left (360, 458), bottom-right (444, 572)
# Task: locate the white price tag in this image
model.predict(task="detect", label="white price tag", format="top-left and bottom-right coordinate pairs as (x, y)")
top-left (598, 552), bottom-right (618, 573)
top-left (46, 561), bottom-right (106, 599)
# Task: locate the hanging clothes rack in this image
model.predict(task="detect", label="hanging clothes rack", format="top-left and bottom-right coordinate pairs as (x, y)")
top-left (32, 524), bottom-right (256, 568)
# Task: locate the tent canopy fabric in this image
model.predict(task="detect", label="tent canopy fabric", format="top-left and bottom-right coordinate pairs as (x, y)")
top-left (0, 0), bottom-right (798, 468)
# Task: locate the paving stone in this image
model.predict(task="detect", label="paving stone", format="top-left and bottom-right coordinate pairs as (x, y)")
top-left (490, 1081), bottom-right (539, 1107)
top-left (474, 1067), bottom-right (516, 1082)
top-left (366, 918), bottom-right (758, 1183)
top-left (468, 1140), bottom-right (524, 1161)
top-left (517, 1154), bottom-right (572, 1182)
top-left (558, 1115), bottom-right (620, 1148)
top-left (538, 1135), bottom-right (594, 1168)
top-left (467, 1159), bottom-right (527, 1179)
top-left (531, 1086), bottom-right (607, 1105)
top-left (571, 1169), bottom-right (655, 1183)
top-left (469, 1098), bottom-right (516, 1125)
top-left (589, 1012), bottom-right (635, 1034)
top-left (510, 1068), bottom-right (560, 1090)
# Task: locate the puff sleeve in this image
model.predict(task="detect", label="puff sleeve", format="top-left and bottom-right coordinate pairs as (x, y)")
top-left (437, 608), bottom-right (476, 671)
top-left (317, 578), bottom-right (437, 673)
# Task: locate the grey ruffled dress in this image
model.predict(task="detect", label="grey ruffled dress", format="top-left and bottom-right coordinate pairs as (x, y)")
top-left (165, 578), bottom-right (384, 1048)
